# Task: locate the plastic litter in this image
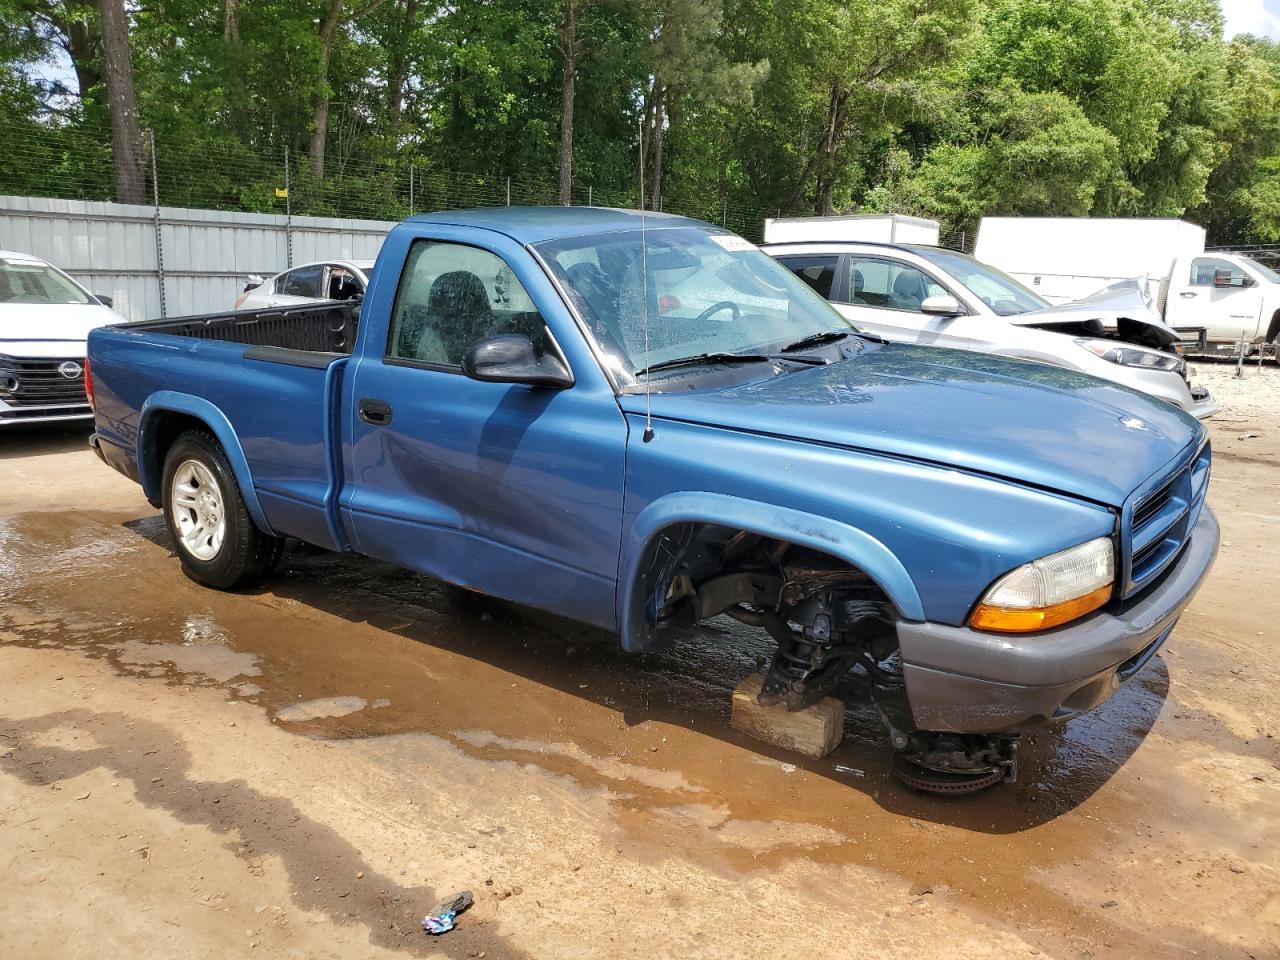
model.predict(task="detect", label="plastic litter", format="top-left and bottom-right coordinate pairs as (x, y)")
top-left (422, 890), bottom-right (473, 935)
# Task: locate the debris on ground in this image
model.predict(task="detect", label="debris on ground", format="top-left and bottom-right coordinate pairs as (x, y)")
top-left (422, 890), bottom-right (474, 935)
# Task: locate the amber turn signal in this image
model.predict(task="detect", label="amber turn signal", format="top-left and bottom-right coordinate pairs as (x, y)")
top-left (970, 582), bottom-right (1113, 634)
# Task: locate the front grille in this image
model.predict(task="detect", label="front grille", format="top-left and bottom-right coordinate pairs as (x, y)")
top-left (1122, 442), bottom-right (1210, 598)
top-left (0, 357), bottom-right (89, 409)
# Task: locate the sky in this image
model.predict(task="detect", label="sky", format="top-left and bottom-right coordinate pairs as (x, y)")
top-left (1222, 0), bottom-right (1280, 39)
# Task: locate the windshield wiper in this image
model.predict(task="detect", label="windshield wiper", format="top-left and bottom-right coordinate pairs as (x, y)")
top-left (780, 331), bottom-right (851, 352)
top-left (635, 351), bottom-right (824, 377)
top-left (635, 352), bottom-right (771, 377)
top-left (780, 329), bottom-right (887, 352)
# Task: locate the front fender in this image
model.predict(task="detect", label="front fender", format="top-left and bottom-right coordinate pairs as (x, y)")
top-left (138, 391), bottom-right (275, 535)
top-left (617, 491), bottom-right (925, 651)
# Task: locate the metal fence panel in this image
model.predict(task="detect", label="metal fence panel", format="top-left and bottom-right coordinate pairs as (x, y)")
top-left (1, 194), bottom-right (392, 322)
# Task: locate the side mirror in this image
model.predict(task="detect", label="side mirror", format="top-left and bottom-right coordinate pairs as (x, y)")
top-left (93, 294), bottom-right (114, 308)
top-left (461, 335), bottom-right (573, 388)
top-left (921, 293), bottom-right (962, 316)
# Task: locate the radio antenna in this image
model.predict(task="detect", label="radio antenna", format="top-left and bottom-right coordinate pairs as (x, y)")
top-left (639, 113), bottom-right (654, 443)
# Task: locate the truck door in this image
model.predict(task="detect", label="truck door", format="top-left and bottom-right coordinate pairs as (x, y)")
top-left (342, 233), bottom-right (627, 631)
top-left (833, 255), bottom-right (971, 350)
top-left (1166, 256), bottom-right (1263, 340)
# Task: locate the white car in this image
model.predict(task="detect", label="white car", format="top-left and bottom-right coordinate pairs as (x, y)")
top-left (0, 250), bottom-right (120, 429)
top-left (234, 259), bottom-right (375, 310)
top-left (763, 241), bottom-right (1218, 420)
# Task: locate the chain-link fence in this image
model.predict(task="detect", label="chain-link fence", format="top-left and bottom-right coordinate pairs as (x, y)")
top-left (2, 120), bottom-right (771, 241)
top-left (1207, 244), bottom-right (1280, 270)
top-left (936, 226), bottom-right (972, 253)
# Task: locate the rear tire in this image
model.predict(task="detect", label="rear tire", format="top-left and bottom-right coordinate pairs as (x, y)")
top-left (161, 429), bottom-right (284, 589)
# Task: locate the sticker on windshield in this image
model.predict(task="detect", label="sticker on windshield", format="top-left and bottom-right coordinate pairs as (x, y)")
top-left (709, 234), bottom-right (757, 253)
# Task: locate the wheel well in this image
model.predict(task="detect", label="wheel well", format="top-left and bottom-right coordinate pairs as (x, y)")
top-left (141, 411), bottom-right (211, 503)
top-left (1267, 309), bottom-right (1280, 344)
top-left (630, 521), bottom-right (911, 722)
top-left (629, 521), bottom-right (897, 647)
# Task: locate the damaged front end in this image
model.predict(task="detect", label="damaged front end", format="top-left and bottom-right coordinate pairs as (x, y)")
top-left (1008, 278), bottom-right (1181, 352)
top-left (1011, 278), bottom-right (1219, 418)
top-left (635, 524), bottom-right (1019, 793)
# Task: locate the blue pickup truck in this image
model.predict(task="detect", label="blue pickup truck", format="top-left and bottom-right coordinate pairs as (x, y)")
top-left (87, 207), bottom-right (1218, 793)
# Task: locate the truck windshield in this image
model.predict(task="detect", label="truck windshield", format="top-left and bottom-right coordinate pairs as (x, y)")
top-left (536, 227), bottom-right (853, 380)
top-left (0, 258), bottom-right (92, 306)
top-left (910, 248), bottom-right (1048, 316)
top-left (1239, 256), bottom-right (1280, 284)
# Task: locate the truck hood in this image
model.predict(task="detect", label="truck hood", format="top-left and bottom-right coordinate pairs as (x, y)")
top-left (1007, 278), bottom-right (1180, 347)
top-left (0, 303), bottom-right (119, 358)
top-left (621, 343), bottom-right (1201, 507)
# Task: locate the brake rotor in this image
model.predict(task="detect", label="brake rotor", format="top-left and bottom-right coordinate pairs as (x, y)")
top-left (891, 755), bottom-right (1005, 795)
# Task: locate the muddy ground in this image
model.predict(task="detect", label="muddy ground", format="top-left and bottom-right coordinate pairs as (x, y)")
top-left (2, 364), bottom-right (1278, 959)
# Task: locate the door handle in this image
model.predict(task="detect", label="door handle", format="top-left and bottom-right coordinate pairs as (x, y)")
top-left (358, 398), bottom-right (393, 426)
top-left (1179, 292), bottom-right (1197, 298)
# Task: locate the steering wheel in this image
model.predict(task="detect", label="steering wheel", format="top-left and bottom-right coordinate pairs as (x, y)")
top-left (694, 300), bottom-right (741, 323)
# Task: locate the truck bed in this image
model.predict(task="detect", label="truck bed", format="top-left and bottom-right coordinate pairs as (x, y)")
top-left (90, 301), bottom-right (361, 554)
top-left (121, 302), bottom-right (360, 358)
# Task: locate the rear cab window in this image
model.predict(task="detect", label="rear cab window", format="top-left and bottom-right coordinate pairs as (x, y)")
top-left (1190, 257), bottom-right (1248, 287)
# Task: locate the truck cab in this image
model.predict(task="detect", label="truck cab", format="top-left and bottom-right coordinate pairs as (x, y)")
top-left (1162, 252), bottom-right (1280, 351)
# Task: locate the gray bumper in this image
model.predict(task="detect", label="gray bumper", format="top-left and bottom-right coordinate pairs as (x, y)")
top-left (1187, 386), bottom-right (1219, 421)
top-left (896, 506), bottom-right (1219, 733)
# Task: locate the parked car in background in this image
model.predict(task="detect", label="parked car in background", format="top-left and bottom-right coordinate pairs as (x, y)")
top-left (88, 207), bottom-right (1218, 794)
top-left (0, 249), bottom-right (118, 429)
top-left (764, 240), bottom-right (1218, 420)
top-left (234, 259), bottom-right (375, 310)
top-left (974, 217), bottom-right (1280, 355)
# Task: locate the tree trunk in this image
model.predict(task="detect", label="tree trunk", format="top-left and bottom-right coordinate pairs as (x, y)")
top-left (223, 0), bottom-right (249, 139)
top-left (223, 0), bottom-right (239, 42)
top-left (386, 0), bottom-right (419, 132)
top-left (309, 0), bottom-right (347, 181)
top-left (638, 89), bottom-right (655, 207)
top-left (557, 0), bottom-right (576, 206)
top-left (650, 87), bottom-right (665, 211)
top-left (97, 0), bottom-right (145, 204)
top-left (813, 82), bottom-right (846, 216)
top-left (62, 0), bottom-right (102, 101)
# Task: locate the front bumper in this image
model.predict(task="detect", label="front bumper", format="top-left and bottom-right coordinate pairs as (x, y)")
top-left (896, 506), bottom-right (1219, 733)
top-left (0, 401), bottom-right (93, 427)
top-left (1186, 384), bottom-right (1219, 420)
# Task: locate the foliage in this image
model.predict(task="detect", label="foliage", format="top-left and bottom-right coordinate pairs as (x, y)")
top-left (2, 0), bottom-right (1280, 244)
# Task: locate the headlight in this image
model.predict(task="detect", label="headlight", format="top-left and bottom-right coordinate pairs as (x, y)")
top-left (1075, 338), bottom-right (1185, 374)
top-left (970, 537), bottom-right (1114, 633)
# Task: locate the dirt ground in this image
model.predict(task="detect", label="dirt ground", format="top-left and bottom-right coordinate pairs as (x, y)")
top-left (2, 363), bottom-right (1278, 960)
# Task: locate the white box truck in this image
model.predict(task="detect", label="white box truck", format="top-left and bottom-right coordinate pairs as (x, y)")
top-left (974, 217), bottom-right (1280, 353)
top-left (763, 214), bottom-right (940, 246)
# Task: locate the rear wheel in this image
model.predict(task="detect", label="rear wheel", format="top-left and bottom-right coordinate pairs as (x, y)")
top-left (161, 429), bottom-right (283, 589)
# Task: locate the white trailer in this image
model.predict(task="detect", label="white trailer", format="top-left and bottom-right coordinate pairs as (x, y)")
top-left (973, 217), bottom-right (1206, 306)
top-left (763, 214), bottom-right (940, 246)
